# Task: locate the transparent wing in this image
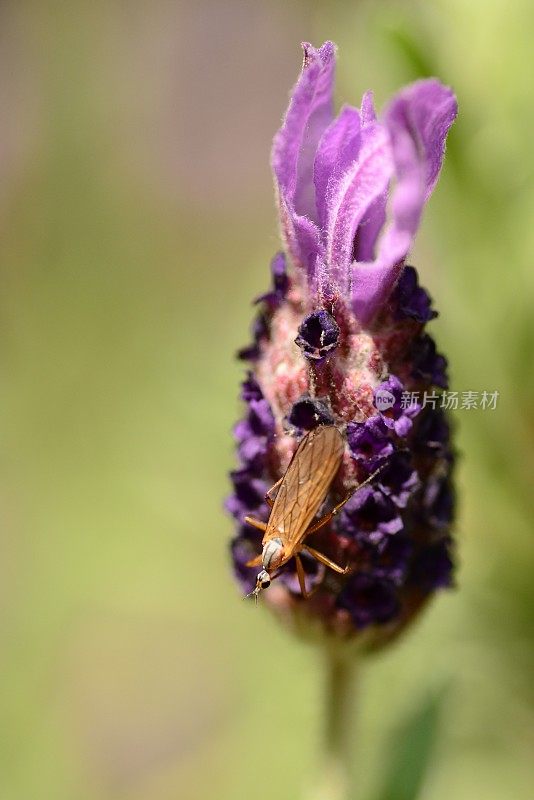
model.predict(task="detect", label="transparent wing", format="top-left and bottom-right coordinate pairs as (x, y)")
top-left (266, 425), bottom-right (344, 548)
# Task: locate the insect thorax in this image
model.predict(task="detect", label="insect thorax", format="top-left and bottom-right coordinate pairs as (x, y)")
top-left (262, 538), bottom-right (284, 571)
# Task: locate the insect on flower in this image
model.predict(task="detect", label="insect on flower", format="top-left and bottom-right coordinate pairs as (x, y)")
top-left (244, 425), bottom-right (379, 601)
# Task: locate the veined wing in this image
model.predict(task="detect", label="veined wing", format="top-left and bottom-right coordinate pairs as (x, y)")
top-left (265, 425), bottom-right (344, 548)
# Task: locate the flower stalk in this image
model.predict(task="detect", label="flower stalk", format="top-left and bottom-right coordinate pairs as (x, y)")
top-left (312, 645), bottom-right (358, 800)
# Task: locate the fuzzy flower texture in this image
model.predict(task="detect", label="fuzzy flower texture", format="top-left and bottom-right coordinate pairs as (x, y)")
top-left (227, 42), bottom-right (457, 645)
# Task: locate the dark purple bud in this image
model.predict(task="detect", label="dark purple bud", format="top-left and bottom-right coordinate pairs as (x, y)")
top-left (240, 372), bottom-right (263, 403)
top-left (295, 309), bottom-right (340, 361)
top-left (421, 474), bottom-right (455, 530)
top-left (392, 265), bottom-right (437, 323)
top-left (287, 395), bottom-right (335, 431)
top-left (254, 252), bottom-right (289, 308)
top-left (410, 334), bottom-right (449, 389)
top-left (237, 312), bottom-right (270, 362)
top-left (414, 406), bottom-right (452, 457)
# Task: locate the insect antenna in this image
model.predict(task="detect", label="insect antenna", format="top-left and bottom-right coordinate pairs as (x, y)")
top-left (354, 461), bottom-right (387, 493)
top-left (243, 586), bottom-right (260, 605)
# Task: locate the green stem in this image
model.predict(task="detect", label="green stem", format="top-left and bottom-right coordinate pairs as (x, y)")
top-left (307, 645), bottom-right (358, 800)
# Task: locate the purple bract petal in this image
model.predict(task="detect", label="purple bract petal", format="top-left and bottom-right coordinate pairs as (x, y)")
top-left (272, 42), bottom-right (335, 272)
top-left (325, 123), bottom-right (393, 295)
top-left (314, 105), bottom-right (361, 229)
top-left (352, 80), bottom-right (457, 325)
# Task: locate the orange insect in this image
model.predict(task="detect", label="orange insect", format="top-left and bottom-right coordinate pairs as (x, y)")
top-left (244, 424), bottom-right (370, 601)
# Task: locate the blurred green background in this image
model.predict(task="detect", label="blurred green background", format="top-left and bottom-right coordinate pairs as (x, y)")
top-left (1, 1), bottom-right (533, 798)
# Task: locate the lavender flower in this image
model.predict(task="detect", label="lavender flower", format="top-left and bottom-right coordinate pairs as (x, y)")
top-left (228, 41), bottom-right (457, 643)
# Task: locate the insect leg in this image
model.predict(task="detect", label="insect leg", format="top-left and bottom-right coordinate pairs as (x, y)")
top-left (295, 554), bottom-right (312, 599)
top-left (305, 465), bottom-right (385, 536)
top-left (264, 476), bottom-right (283, 508)
top-left (244, 516), bottom-right (268, 531)
top-left (302, 545), bottom-right (349, 575)
top-left (295, 555), bottom-right (324, 598)
top-left (304, 493), bottom-right (352, 535)
top-left (245, 554), bottom-right (262, 568)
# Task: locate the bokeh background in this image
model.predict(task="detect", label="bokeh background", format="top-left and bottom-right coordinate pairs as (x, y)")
top-left (1, 1), bottom-right (533, 799)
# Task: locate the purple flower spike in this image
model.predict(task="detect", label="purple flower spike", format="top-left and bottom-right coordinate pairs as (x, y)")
top-left (295, 309), bottom-right (340, 361)
top-left (374, 375), bottom-right (421, 436)
top-left (228, 41), bottom-right (457, 644)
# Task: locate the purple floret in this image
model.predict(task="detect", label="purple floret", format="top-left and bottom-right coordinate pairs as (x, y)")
top-left (295, 309), bottom-right (340, 361)
top-left (347, 416), bottom-right (394, 469)
top-left (411, 334), bottom-right (449, 389)
top-left (225, 468), bottom-right (268, 521)
top-left (340, 485), bottom-right (404, 544)
top-left (237, 312), bottom-right (270, 362)
top-left (337, 573), bottom-right (400, 628)
top-left (374, 375), bottom-right (420, 437)
top-left (287, 395), bottom-right (335, 431)
top-left (240, 372), bottom-right (263, 403)
top-left (254, 252), bottom-right (289, 309)
top-left (392, 265), bottom-right (437, 323)
top-left (377, 450), bottom-right (420, 508)
top-left (373, 535), bottom-right (413, 585)
top-left (410, 538), bottom-right (454, 591)
top-left (414, 406), bottom-right (452, 456)
top-left (422, 474), bottom-right (455, 530)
